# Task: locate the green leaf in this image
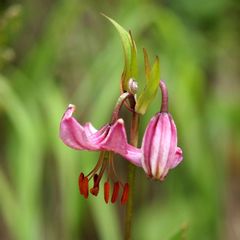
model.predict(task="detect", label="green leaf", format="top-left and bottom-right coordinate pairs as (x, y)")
top-left (102, 14), bottom-right (137, 91)
top-left (143, 48), bottom-right (151, 82)
top-left (129, 31), bottom-right (138, 79)
top-left (135, 50), bottom-right (160, 114)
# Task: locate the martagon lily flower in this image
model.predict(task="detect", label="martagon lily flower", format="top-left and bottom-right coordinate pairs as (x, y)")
top-left (140, 81), bottom-right (183, 180)
top-left (60, 93), bottom-right (142, 204)
top-left (60, 81), bottom-right (183, 203)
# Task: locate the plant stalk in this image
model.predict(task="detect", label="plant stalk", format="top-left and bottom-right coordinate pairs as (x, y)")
top-left (124, 111), bottom-right (140, 240)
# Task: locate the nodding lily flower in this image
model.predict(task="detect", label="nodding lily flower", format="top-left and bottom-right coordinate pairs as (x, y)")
top-left (141, 81), bottom-right (183, 180)
top-left (60, 93), bottom-right (142, 204)
top-left (60, 81), bottom-right (183, 203)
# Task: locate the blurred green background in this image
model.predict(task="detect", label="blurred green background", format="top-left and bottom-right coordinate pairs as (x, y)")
top-left (0, 0), bottom-right (239, 239)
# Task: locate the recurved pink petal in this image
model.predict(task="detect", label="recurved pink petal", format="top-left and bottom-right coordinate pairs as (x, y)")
top-left (60, 104), bottom-right (143, 168)
top-left (101, 119), bottom-right (142, 167)
top-left (60, 104), bottom-right (103, 150)
top-left (101, 119), bottom-right (128, 153)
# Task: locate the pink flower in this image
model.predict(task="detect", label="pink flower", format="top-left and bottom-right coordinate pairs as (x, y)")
top-left (140, 81), bottom-right (183, 180)
top-left (60, 104), bottom-right (142, 167)
top-left (141, 112), bottom-right (183, 180)
top-left (60, 80), bottom-right (183, 202)
top-left (60, 103), bottom-right (142, 204)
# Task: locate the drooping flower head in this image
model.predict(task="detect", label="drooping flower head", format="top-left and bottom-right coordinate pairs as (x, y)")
top-left (141, 81), bottom-right (183, 180)
top-left (60, 80), bottom-right (183, 202)
top-left (60, 93), bottom-right (142, 204)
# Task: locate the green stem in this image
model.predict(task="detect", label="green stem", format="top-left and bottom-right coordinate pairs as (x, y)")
top-left (124, 111), bottom-right (140, 240)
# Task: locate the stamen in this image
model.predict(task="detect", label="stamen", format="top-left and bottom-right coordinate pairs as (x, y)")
top-left (121, 183), bottom-right (129, 205)
top-left (90, 174), bottom-right (99, 196)
top-left (90, 187), bottom-right (99, 196)
top-left (111, 181), bottom-right (120, 203)
top-left (109, 155), bottom-right (118, 180)
top-left (93, 173), bottom-right (99, 183)
top-left (86, 152), bottom-right (105, 178)
top-left (82, 177), bottom-right (89, 199)
top-left (78, 172), bottom-right (84, 195)
top-left (90, 157), bottom-right (107, 196)
top-left (104, 181), bottom-right (110, 204)
top-left (78, 152), bottom-right (129, 204)
top-left (95, 160), bottom-right (107, 186)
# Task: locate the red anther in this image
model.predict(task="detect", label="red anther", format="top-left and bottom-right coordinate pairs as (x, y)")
top-left (82, 177), bottom-right (89, 199)
top-left (121, 183), bottom-right (129, 205)
top-left (104, 182), bottom-right (110, 204)
top-left (78, 173), bottom-right (84, 195)
top-left (93, 174), bottom-right (99, 187)
top-left (111, 182), bottom-right (120, 203)
top-left (90, 186), bottom-right (99, 196)
top-left (90, 173), bottom-right (100, 196)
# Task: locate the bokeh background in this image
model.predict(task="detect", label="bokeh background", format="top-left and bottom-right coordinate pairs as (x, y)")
top-left (0, 0), bottom-right (240, 239)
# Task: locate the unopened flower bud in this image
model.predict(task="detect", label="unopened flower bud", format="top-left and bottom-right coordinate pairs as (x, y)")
top-left (128, 78), bottom-right (138, 95)
top-left (140, 81), bottom-right (183, 180)
top-left (141, 112), bottom-right (183, 180)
